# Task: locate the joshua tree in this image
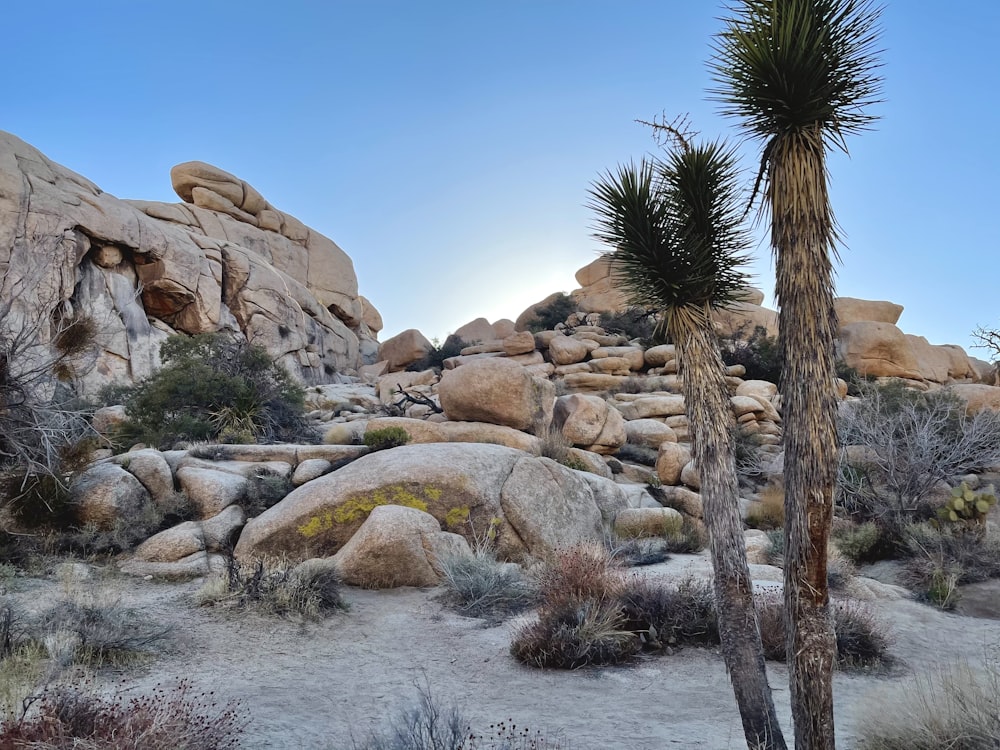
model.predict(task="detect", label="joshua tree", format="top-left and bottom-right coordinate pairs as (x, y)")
top-left (711, 2), bottom-right (883, 747)
top-left (590, 130), bottom-right (787, 750)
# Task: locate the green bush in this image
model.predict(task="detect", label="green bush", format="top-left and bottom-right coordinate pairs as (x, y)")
top-left (406, 335), bottom-right (469, 373)
top-left (525, 294), bottom-right (577, 333)
top-left (663, 516), bottom-right (707, 554)
top-left (243, 469), bottom-right (294, 518)
top-left (363, 426), bottom-right (412, 452)
top-left (108, 333), bottom-right (309, 450)
top-left (597, 307), bottom-right (659, 345)
top-left (719, 325), bottom-right (782, 383)
top-left (834, 522), bottom-right (884, 565)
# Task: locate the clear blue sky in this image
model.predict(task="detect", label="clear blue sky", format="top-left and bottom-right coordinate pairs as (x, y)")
top-left (5, 1), bottom-right (998, 357)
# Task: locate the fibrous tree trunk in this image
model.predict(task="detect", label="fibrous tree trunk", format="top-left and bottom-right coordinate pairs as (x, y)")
top-left (675, 305), bottom-right (787, 750)
top-left (771, 130), bottom-right (839, 750)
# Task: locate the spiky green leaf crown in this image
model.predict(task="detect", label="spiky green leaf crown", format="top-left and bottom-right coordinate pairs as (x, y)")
top-left (709, 0), bottom-right (883, 149)
top-left (588, 141), bottom-right (753, 322)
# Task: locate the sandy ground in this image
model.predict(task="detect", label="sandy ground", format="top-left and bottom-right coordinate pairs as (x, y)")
top-left (7, 557), bottom-right (1000, 750)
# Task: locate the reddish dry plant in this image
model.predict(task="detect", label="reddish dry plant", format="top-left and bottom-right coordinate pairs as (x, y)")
top-left (0, 678), bottom-right (248, 749)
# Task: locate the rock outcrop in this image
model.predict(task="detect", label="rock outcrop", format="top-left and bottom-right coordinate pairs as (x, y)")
top-left (0, 132), bottom-right (380, 394)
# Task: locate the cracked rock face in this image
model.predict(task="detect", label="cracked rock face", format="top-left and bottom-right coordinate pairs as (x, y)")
top-left (0, 131), bottom-right (380, 393)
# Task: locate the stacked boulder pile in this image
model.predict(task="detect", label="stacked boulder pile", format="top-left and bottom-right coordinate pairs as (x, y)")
top-left (77, 270), bottom-right (1000, 587)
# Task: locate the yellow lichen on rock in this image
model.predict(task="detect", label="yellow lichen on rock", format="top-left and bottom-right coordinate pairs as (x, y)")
top-left (297, 484), bottom-right (440, 538)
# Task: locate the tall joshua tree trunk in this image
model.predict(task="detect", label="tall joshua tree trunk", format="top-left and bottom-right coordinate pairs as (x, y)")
top-left (675, 305), bottom-right (788, 750)
top-left (771, 132), bottom-right (840, 750)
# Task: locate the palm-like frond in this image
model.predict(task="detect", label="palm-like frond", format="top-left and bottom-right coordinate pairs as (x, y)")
top-left (588, 142), bottom-right (752, 333)
top-left (710, 0), bottom-right (883, 151)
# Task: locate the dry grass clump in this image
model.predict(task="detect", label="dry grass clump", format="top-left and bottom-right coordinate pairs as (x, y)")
top-left (745, 482), bottom-right (784, 530)
top-left (197, 557), bottom-right (346, 618)
top-left (0, 679), bottom-right (247, 749)
top-left (436, 551), bottom-right (537, 622)
top-left (855, 657), bottom-right (1000, 749)
top-left (510, 599), bottom-right (639, 670)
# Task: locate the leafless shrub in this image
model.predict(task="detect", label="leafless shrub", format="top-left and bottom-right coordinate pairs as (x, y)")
top-left (0, 257), bottom-right (102, 487)
top-left (838, 381), bottom-right (1000, 525)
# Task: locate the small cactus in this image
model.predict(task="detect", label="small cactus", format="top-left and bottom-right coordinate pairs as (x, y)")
top-left (937, 481), bottom-right (996, 525)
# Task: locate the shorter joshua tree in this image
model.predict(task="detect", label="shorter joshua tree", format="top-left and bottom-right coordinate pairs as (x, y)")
top-left (589, 127), bottom-right (786, 750)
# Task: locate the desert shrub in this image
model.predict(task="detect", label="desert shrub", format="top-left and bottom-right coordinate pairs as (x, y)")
top-left (754, 594), bottom-right (889, 668)
top-left (536, 423), bottom-right (572, 465)
top-left (436, 551), bottom-right (537, 622)
top-left (732, 428), bottom-right (766, 486)
top-left (1, 473), bottom-right (76, 530)
top-left (406, 335), bottom-right (469, 373)
top-left (745, 482), bottom-right (784, 530)
top-left (834, 521), bottom-right (885, 565)
top-left (364, 426), bottom-right (412, 452)
top-left (62, 489), bottom-right (193, 556)
top-left (0, 273), bottom-right (99, 496)
top-left (510, 545), bottom-right (640, 668)
top-left (901, 522), bottom-right (1000, 608)
top-left (0, 679), bottom-right (247, 749)
top-left (663, 516), bottom-right (707, 554)
top-left (109, 333), bottom-right (309, 449)
top-left (197, 556), bottom-right (346, 618)
top-left (833, 600), bottom-right (892, 668)
top-left (510, 598), bottom-right (639, 669)
top-left (242, 468), bottom-right (294, 518)
top-left (596, 307), bottom-right (659, 345)
top-left (837, 380), bottom-right (1000, 532)
top-left (765, 528), bottom-right (784, 563)
top-left (619, 577), bottom-right (718, 648)
top-left (826, 549), bottom-right (857, 591)
top-left (535, 544), bottom-right (623, 610)
top-left (33, 597), bottom-right (172, 667)
top-left (525, 294), bottom-right (576, 333)
top-left (354, 685), bottom-right (568, 750)
top-left (605, 536), bottom-right (671, 567)
top-left (606, 375), bottom-right (651, 395)
top-left (855, 657), bottom-right (1000, 749)
top-left (719, 325), bottom-right (782, 383)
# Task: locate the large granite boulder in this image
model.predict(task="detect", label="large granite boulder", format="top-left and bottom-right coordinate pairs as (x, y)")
top-left (553, 394), bottom-right (627, 454)
top-left (71, 462), bottom-right (151, 529)
top-left (834, 297), bottom-right (904, 326)
top-left (331, 505), bottom-right (467, 588)
top-left (438, 358), bottom-right (555, 435)
top-left (837, 322), bottom-right (922, 380)
top-left (0, 131), bottom-right (375, 394)
top-left (233, 443), bottom-right (627, 563)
